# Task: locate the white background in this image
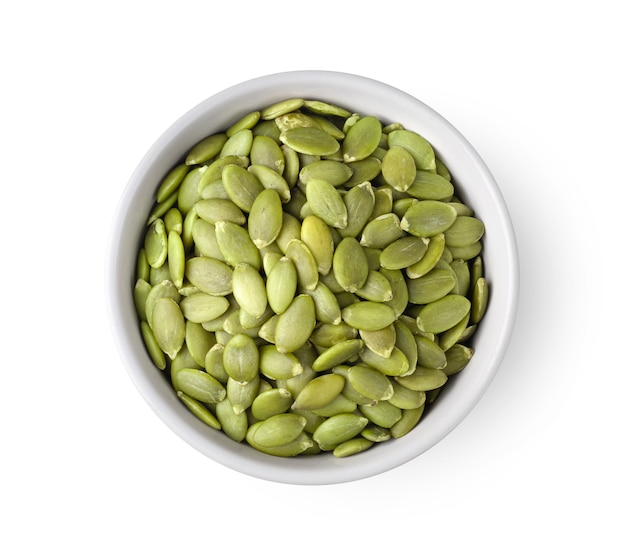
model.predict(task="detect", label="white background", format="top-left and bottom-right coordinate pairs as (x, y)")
top-left (1, 1), bottom-right (623, 543)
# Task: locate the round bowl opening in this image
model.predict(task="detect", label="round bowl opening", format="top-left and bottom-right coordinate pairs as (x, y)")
top-left (106, 70), bottom-right (518, 485)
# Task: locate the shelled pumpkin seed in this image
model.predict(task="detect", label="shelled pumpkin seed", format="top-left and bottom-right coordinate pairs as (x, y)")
top-left (134, 97), bottom-right (490, 459)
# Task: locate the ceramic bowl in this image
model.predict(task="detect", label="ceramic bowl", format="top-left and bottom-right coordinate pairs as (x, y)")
top-left (106, 70), bottom-right (518, 485)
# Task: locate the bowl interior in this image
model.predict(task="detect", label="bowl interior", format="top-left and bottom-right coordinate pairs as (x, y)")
top-left (106, 70), bottom-right (518, 485)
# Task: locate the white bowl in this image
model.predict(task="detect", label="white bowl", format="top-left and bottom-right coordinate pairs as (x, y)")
top-left (106, 70), bottom-right (519, 485)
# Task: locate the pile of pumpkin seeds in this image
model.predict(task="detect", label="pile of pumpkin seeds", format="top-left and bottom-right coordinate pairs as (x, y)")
top-left (134, 98), bottom-right (489, 458)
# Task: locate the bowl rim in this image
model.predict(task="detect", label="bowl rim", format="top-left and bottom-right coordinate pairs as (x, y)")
top-left (106, 70), bottom-right (519, 485)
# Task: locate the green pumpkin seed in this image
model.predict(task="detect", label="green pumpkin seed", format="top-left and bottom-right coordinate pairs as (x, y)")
top-left (305, 178), bottom-right (348, 229)
top-left (313, 413), bottom-right (368, 450)
top-left (333, 236), bottom-right (369, 293)
top-left (219, 129), bottom-right (253, 158)
top-left (291, 373), bottom-right (345, 411)
top-left (250, 388), bottom-right (293, 420)
top-left (204, 343), bottom-right (228, 383)
top-left (261, 98), bottom-right (304, 120)
top-left (369, 187), bottom-right (394, 220)
top-left (342, 116), bottom-right (382, 162)
top-left (310, 322), bottom-right (358, 348)
top-left (333, 437), bottom-right (373, 458)
top-left (388, 382), bottom-right (426, 410)
top-left (471, 277), bottom-right (489, 324)
top-left (342, 301), bottom-right (397, 331)
top-left (185, 133), bottom-right (228, 165)
top-left (275, 212), bottom-right (302, 254)
top-left (360, 346), bottom-right (410, 376)
top-left (145, 280), bottom-right (180, 328)
top-left (157, 164), bottom-right (190, 203)
top-left (151, 297), bottom-right (186, 359)
top-left (311, 339), bottom-right (363, 372)
top-left (177, 166), bottom-right (207, 215)
top-left (390, 405), bottom-right (425, 438)
top-left (247, 430), bottom-right (314, 457)
top-left (381, 145), bottom-right (417, 192)
top-left (416, 294), bottom-right (471, 333)
top-left (215, 221), bottom-right (261, 270)
top-left (400, 200), bottom-right (458, 237)
top-left (185, 256), bottom-right (233, 296)
top-left (438, 310), bottom-right (471, 351)
top-left (280, 127), bottom-right (340, 156)
top-left (133, 279), bottom-right (151, 322)
top-left (197, 155), bottom-right (250, 192)
top-left (415, 334), bottom-right (447, 370)
top-left (395, 366), bottom-right (448, 391)
top-left (449, 240), bottom-right (483, 260)
top-left (250, 134), bottom-right (285, 174)
top-left (144, 218), bottom-right (168, 268)
top-left (379, 268), bottom-right (409, 318)
top-left (283, 239), bottom-right (319, 291)
top-left (222, 333), bottom-right (259, 383)
top-left (355, 270), bottom-right (393, 302)
top-left (407, 268), bottom-right (457, 305)
top-left (191, 218), bottom-right (225, 261)
top-left (164, 207), bottom-right (183, 235)
top-left (215, 397), bottom-right (247, 442)
top-left (360, 401), bottom-right (402, 428)
top-left (359, 324), bottom-right (396, 358)
top-left (406, 233), bottom-right (446, 279)
top-left (166, 230), bottom-right (185, 289)
top-left (303, 99), bottom-right (351, 118)
top-left (177, 391), bottom-right (221, 430)
top-left (406, 170), bottom-right (455, 201)
top-left (360, 213), bottom-right (403, 249)
top-left (176, 367), bottom-right (226, 404)
top-left (361, 425), bottom-right (391, 442)
top-left (300, 215), bottom-right (334, 275)
top-left (444, 344), bottom-right (475, 376)
top-left (348, 365), bottom-right (394, 401)
top-left (226, 110), bottom-right (261, 137)
top-left (183, 321), bottom-right (215, 367)
top-left (394, 320), bottom-right (418, 375)
top-left (274, 294), bottom-right (316, 353)
top-left (249, 413), bottom-right (308, 448)
top-left (140, 321), bottom-right (167, 370)
top-left (194, 198), bottom-right (246, 226)
top-left (259, 345), bottom-right (303, 380)
top-left (299, 159), bottom-right (353, 187)
top-left (346, 156), bottom-right (382, 186)
top-left (232, 263), bottom-right (268, 319)
top-left (227, 374), bottom-right (260, 415)
top-left (221, 164), bottom-right (264, 213)
top-left (387, 129), bottom-right (436, 171)
top-left (303, 281), bottom-right (342, 325)
top-left (247, 164), bottom-right (291, 202)
top-left (445, 216), bottom-right (485, 247)
top-left (380, 236), bottom-right (429, 270)
top-left (264, 256), bottom-right (297, 315)
top-left (338, 181), bottom-right (376, 239)
top-left (180, 292), bottom-right (229, 324)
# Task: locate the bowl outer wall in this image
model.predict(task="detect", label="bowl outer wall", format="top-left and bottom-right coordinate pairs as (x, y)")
top-left (106, 70), bottom-right (519, 485)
